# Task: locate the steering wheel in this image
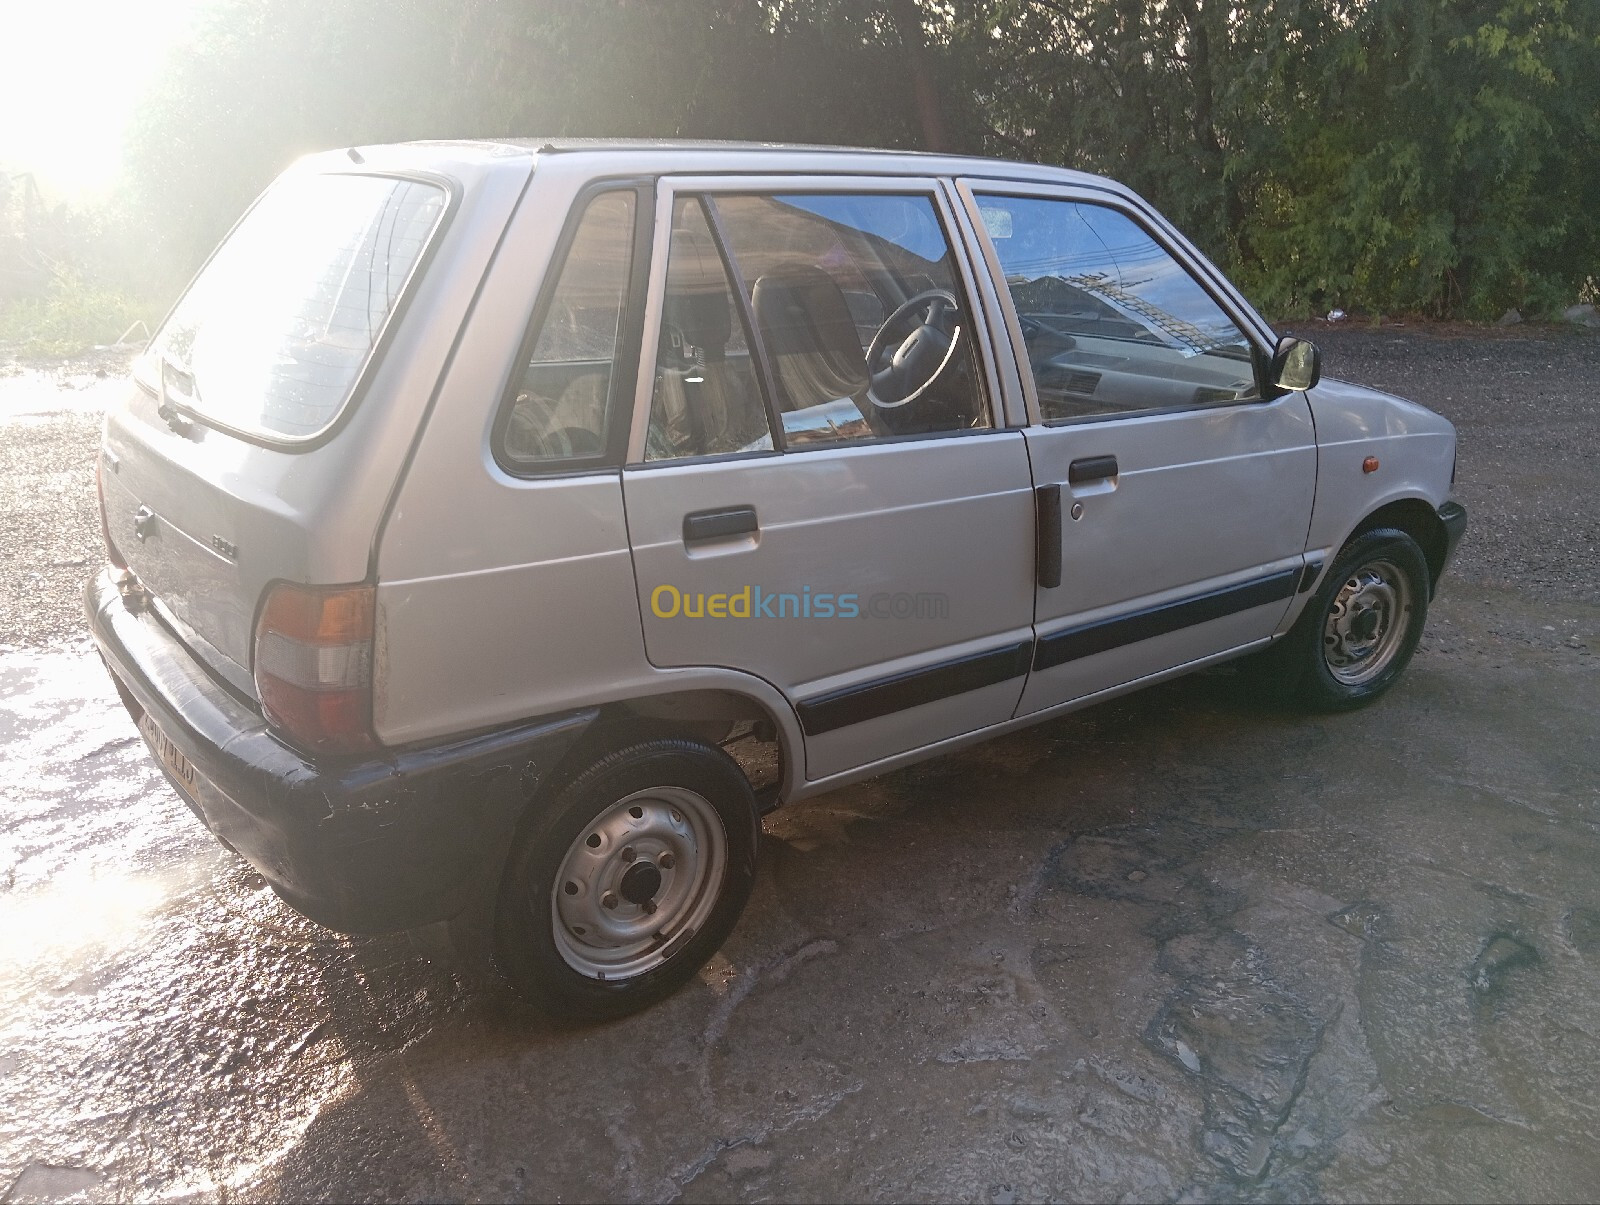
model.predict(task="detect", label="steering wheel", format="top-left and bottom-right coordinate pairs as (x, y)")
top-left (865, 289), bottom-right (963, 409)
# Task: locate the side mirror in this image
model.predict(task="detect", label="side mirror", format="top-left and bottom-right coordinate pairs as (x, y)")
top-left (1269, 335), bottom-right (1321, 393)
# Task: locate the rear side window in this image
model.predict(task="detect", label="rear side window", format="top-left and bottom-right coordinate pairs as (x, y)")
top-left (501, 191), bottom-right (637, 465)
top-left (138, 173), bottom-right (447, 441)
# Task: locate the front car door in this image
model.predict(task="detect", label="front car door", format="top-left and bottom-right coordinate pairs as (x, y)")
top-left (956, 182), bottom-right (1317, 715)
top-left (622, 176), bottom-right (1036, 782)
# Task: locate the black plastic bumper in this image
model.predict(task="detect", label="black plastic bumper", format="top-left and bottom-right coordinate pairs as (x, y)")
top-left (1437, 500), bottom-right (1468, 588)
top-left (86, 570), bottom-right (595, 934)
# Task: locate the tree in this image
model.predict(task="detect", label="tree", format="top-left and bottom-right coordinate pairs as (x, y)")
top-left (121, 0), bottom-right (1600, 317)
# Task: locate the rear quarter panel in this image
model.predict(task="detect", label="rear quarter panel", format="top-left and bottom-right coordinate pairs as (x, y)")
top-left (373, 158), bottom-right (655, 746)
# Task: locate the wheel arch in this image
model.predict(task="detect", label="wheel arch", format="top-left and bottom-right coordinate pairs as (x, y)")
top-left (541, 686), bottom-right (792, 812)
top-left (428, 674), bottom-right (797, 961)
top-left (1346, 497), bottom-right (1450, 596)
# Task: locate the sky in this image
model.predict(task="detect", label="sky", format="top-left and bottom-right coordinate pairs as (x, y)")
top-left (0, 0), bottom-right (206, 201)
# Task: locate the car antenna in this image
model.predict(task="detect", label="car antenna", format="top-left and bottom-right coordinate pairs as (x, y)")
top-left (347, 147), bottom-right (365, 164)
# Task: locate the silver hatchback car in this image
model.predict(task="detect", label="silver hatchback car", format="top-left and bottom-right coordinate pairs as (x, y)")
top-left (88, 140), bottom-right (1465, 1017)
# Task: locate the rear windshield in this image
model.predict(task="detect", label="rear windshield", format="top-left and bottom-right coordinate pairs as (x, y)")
top-left (139, 172), bottom-right (448, 441)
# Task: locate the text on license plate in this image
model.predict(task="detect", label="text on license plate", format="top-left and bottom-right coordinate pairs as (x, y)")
top-left (139, 713), bottom-right (200, 798)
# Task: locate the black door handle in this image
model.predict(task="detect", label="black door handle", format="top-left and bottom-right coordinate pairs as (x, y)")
top-left (1067, 454), bottom-right (1118, 485)
top-left (1035, 485), bottom-right (1062, 589)
top-left (683, 506), bottom-right (758, 543)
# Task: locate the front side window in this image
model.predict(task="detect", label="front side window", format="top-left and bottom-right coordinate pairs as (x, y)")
top-left (974, 195), bottom-right (1260, 421)
top-left (645, 189), bottom-right (991, 461)
top-left (140, 173), bottom-right (447, 441)
top-left (503, 190), bottom-right (637, 464)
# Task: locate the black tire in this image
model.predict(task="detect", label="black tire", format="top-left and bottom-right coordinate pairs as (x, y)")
top-left (493, 738), bottom-right (759, 1020)
top-left (1260, 527), bottom-right (1431, 712)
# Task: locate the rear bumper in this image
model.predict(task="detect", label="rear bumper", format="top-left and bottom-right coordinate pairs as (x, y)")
top-left (86, 570), bottom-right (595, 934)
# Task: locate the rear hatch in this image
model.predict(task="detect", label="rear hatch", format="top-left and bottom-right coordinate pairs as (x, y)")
top-left (101, 167), bottom-right (454, 697)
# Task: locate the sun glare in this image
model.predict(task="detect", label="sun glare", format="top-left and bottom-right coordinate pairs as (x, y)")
top-left (0, 0), bottom-right (206, 200)
top-left (0, 868), bottom-right (171, 969)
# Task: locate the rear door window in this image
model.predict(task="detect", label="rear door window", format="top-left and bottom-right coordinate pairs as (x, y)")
top-left (720, 192), bottom-right (990, 446)
top-left (643, 190), bottom-right (990, 460)
top-left (645, 197), bottom-right (775, 460)
top-left (139, 173), bottom-right (448, 441)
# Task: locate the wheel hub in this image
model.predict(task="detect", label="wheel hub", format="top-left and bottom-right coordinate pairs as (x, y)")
top-left (1350, 608), bottom-right (1380, 641)
top-left (619, 860), bottom-right (663, 906)
top-left (549, 786), bottom-right (726, 981)
top-left (1322, 558), bottom-right (1412, 686)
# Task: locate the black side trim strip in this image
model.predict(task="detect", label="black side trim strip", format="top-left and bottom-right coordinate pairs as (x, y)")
top-left (797, 640), bottom-right (1032, 736)
top-left (1298, 559), bottom-right (1324, 593)
top-left (1033, 569), bottom-right (1299, 671)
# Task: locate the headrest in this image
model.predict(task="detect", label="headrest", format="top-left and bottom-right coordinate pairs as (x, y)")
top-left (750, 264), bottom-right (868, 403)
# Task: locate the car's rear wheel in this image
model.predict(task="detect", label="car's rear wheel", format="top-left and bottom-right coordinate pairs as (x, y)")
top-left (1258, 528), bottom-right (1431, 711)
top-left (494, 738), bottom-right (759, 1019)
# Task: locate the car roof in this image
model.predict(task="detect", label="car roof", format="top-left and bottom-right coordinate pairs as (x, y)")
top-left (387, 137), bottom-right (1124, 194)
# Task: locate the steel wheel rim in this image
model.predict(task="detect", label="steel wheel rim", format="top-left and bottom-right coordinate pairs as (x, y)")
top-left (1322, 557), bottom-right (1412, 686)
top-left (550, 786), bottom-right (726, 981)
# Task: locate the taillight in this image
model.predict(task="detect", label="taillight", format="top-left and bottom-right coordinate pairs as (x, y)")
top-left (253, 582), bottom-right (376, 756)
top-left (96, 458), bottom-right (126, 570)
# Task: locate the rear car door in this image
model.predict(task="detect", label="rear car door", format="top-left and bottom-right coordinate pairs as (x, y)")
top-left (622, 177), bottom-right (1036, 782)
top-left (958, 183), bottom-right (1317, 715)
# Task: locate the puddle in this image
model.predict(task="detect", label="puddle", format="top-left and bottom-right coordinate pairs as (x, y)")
top-left (0, 644), bottom-right (462, 1198)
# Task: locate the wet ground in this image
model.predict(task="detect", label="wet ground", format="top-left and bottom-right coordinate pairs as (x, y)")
top-left (2, 327), bottom-right (1597, 1202)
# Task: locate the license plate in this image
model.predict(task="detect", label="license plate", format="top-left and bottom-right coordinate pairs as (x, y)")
top-left (139, 712), bottom-right (201, 800)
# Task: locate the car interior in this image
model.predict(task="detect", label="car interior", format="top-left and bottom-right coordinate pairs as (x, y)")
top-left (1013, 278), bottom-right (1259, 420)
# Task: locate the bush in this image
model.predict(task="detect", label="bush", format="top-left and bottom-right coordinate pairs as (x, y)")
top-left (0, 271), bottom-right (151, 358)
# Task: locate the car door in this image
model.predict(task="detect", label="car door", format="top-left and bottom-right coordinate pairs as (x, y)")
top-left (957, 183), bottom-right (1317, 716)
top-left (622, 177), bottom-right (1036, 782)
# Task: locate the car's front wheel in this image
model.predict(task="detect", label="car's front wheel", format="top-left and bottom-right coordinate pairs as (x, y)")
top-left (494, 738), bottom-right (760, 1019)
top-left (1266, 527), bottom-right (1431, 711)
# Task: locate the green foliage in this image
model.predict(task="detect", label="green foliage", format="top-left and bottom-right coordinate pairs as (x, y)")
top-left (963, 0), bottom-right (1600, 319)
top-left (0, 270), bottom-right (149, 357)
top-left (112, 0), bottom-right (1600, 321)
top-left (1229, 0), bottom-right (1600, 318)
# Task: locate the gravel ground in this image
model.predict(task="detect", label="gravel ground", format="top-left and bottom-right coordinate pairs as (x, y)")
top-left (1283, 322), bottom-right (1600, 604)
top-left (0, 353), bottom-right (132, 649)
